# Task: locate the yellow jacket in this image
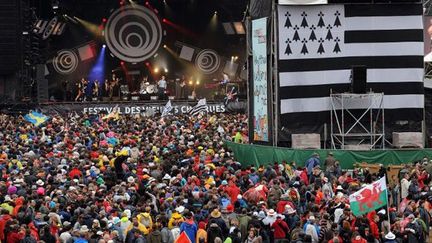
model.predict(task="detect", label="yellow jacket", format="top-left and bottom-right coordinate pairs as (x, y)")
top-left (196, 228), bottom-right (207, 243)
top-left (136, 212), bottom-right (153, 235)
top-left (168, 212), bottom-right (184, 229)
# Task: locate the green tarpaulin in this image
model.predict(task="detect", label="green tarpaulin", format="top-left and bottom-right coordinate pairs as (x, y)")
top-left (225, 141), bottom-right (432, 169)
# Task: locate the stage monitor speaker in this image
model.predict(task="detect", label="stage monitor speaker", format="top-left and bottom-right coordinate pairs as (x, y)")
top-left (36, 64), bottom-right (48, 103)
top-left (351, 65), bottom-right (367, 93)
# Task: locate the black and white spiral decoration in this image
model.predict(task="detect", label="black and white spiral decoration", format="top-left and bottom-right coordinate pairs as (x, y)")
top-left (52, 50), bottom-right (79, 75)
top-left (195, 49), bottom-right (220, 74)
top-left (105, 5), bottom-right (162, 63)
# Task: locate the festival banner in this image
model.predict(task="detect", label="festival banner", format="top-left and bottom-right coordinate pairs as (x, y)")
top-left (349, 177), bottom-right (388, 217)
top-left (39, 101), bottom-right (229, 115)
top-left (252, 17), bottom-right (270, 142)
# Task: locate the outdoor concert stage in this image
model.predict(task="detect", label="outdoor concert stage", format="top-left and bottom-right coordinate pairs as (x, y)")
top-left (35, 99), bottom-right (246, 115)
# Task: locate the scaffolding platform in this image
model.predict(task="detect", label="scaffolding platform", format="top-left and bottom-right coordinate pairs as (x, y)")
top-left (330, 92), bottom-right (385, 150)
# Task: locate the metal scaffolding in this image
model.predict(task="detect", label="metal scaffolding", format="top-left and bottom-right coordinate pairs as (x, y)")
top-left (330, 92), bottom-right (385, 150)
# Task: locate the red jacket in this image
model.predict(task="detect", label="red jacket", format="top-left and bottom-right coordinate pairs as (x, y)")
top-left (6, 231), bottom-right (24, 243)
top-left (0, 214), bottom-right (12, 240)
top-left (276, 200), bottom-right (295, 214)
top-left (271, 218), bottom-right (289, 239)
top-left (351, 236), bottom-right (367, 243)
top-left (224, 183), bottom-right (241, 203)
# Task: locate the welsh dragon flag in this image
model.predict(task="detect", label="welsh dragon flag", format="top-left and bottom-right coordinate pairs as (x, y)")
top-left (349, 177), bottom-right (388, 217)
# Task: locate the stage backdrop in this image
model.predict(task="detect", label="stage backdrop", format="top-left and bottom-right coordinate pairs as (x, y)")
top-left (277, 3), bottom-right (424, 140)
top-left (252, 17), bottom-right (270, 142)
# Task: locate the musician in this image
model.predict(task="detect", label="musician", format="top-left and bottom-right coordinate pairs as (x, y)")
top-left (179, 75), bottom-right (186, 99)
top-left (106, 77), bottom-right (119, 100)
top-left (75, 78), bottom-right (88, 102)
top-left (92, 80), bottom-right (99, 100)
top-left (157, 75), bottom-right (167, 99)
top-left (140, 76), bottom-right (148, 94)
top-left (220, 73), bottom-right (230, 95)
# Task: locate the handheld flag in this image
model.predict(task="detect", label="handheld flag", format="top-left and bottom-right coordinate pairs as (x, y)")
top-left (24, 111), bottom-right (49, 127)
top-left (162, 100), bottom-right (173, 117)
top-left (349, 177), bottom-right (388, 217)
top-left (175, 231), bottom-right (191, 243)
top-left (188, 98), bottom-right (208, 116)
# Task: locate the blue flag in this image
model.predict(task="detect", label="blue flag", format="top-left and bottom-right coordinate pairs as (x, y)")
top-left (24, 111), bottom-right (49, 127)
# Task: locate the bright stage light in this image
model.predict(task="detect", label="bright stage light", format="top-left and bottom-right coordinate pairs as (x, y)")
top-left (163, 45), bottom-right (167, 48)
top-left (102, 44), bottom-right (106, 48)
top-left (102, 18), bottom-right (107, 23)
top-left (164, 68), bottom-right (168, 73)
top-left (162, 18), bottom-right (167, 23)
top-left (214, 11), bottom-right (217, 15)
top-left (189, 80), bottom-right (193, 85)
top-left (154, 67), bottom-right (159, 73)
top-left (121, 61), bottom-right (125, 65)
top-left (196, 80), bottom-right (200, 85)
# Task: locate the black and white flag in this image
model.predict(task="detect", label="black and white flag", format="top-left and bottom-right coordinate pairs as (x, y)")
top-left (161, 100), bottom-right (173, 117)
top-left (189, 98), bottom-right (208, 116)
top-left (277, 3), bottom-right (424, 127)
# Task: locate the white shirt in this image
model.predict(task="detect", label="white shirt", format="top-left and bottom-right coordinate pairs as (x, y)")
top-left (158, 79), bottom-right (167, 89)
top-left (401, 178), bottom-right (411, 199)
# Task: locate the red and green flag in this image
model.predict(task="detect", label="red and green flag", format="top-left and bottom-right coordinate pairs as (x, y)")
top-left (349, 176), bottom-right (388, 217)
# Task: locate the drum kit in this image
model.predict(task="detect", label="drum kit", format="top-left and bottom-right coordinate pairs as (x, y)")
top-left (139, 82), bottom-right (158, 95)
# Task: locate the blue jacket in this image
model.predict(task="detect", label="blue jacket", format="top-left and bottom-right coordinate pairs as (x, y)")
top-left (180, 220), bottom-right (198, 243)
top-left (306, 157), bottom-right (320, 175)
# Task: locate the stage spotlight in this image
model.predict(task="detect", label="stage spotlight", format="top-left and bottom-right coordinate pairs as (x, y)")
top-left (145, 62), bottom-right (150, 66)
top-left (154, 67), bottom-right (159, 73)
top-left (163, 45), bottom-right (167, 48)
top-left (189, 80), bottom-right (193, 85)
top-left (121, 61), bottom-right (125, 65)
top-left (162, 18), bottom-right (167, 23)
top-left (102, 44), bottom-right (106, 48)
top-left (214, 11), bottom-right (217, 15)
top-left (52, 0), bottom-right (59, 10)
top-left (234, 56), bottom-right (238, 60)
top-left (196, 80), bottom-right (200, 85)
top-left (102, 18), bottom-right (107, 23)
top-left (164, 68), bottom-right (168, 73)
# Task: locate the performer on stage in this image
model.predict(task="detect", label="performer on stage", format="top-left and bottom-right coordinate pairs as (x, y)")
top-left (140, 76), bottom-right (148, 94)
top-left (179, 75), bottom-right (186, 100)
top-left (157, 75), bottom-right (167, 99)
top-left (105, 76), bottom-right (119, 100)
top-left (75, 78), bottom-right (88, 102)
top-left (92, 80), bottom-right (99, 100)
top-left (220, 73), bottom-right (230, 95)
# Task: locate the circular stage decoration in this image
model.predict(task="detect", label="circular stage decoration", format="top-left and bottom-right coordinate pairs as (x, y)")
top-left (53, 50), bottom-right (79, 75)
top-left (105, 5), bottom-right (163, 63)
top-left (195, 49), bottom-right (220, 74)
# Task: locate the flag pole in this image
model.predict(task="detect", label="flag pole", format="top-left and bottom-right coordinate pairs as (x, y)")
top-left (384, 176), bottom-right (391, 225)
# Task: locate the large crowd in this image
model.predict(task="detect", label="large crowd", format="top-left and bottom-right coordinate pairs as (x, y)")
top-left (0, 112), bottom-right (430, 243)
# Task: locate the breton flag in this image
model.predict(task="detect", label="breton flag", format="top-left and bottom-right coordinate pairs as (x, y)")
top-left (277, 4), bottom-right (424, 128)
top-left (349, 177), bottom-right (388, 217)
top-left (161, 100), bottom-right (173, 117)
top-left (188, 98), bottom-right (208, 116)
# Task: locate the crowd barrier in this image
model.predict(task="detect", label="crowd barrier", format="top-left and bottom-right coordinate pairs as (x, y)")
top-left (225, 141), bottom-right (432, 169)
